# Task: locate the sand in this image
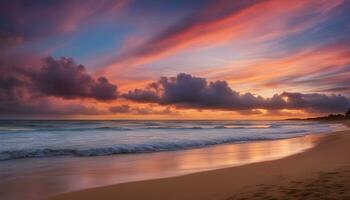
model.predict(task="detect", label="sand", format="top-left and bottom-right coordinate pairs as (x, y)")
top-left (50, 129), bottom-right (350, 200)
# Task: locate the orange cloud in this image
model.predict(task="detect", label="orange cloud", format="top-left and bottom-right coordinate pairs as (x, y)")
top-left (200, 39), bottom-right (350, 95)
top-left (100, 0), bottom-right (343, 77)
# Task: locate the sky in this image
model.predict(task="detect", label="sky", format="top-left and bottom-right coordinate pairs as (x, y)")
top-left (1, 0), bottom-right (350, 120)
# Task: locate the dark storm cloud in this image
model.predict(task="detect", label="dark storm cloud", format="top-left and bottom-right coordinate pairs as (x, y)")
top-left (0, 56), bottom-right (118, 115)
top-left (1, 60), bottom-right (349, 115)
top-left (0, 73), bottom-right (101, 115)
top-left (123, 73), bottom-right (269, 109)
top-left (1, 56), bottom-right (118, 102)
top-left (122, 89), bottom-right (160, 103)
top-left (280, 92), bottom-right (350, 113)
top-left (123, 73), bottom-right (350, 113)
top-left (31, 57), bottom-right (118, 100)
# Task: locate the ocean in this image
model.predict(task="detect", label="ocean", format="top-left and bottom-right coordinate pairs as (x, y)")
top-left (0, 120), bottom-right (346, 161)
top-left (0, 120), bottom-right (347, 199)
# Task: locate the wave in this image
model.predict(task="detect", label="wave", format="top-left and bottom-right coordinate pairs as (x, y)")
top-left (214, 125), bottom-right (271, 129)
top-left (1, 127), bottom-right (133, 133)
top-left (1, 120), bottom-right (318, 134)
top-left (0, 134), bottom-right (302, 161)
top-left (2, 125), bottom-right (276, 133)
top-left (81, 127), bottom-right (131, 131)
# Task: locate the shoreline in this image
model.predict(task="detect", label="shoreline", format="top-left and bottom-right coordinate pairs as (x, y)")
top-left (0, 132), bottom-right (323, 200)
top-left (50, 129), bottom-right (350, 200)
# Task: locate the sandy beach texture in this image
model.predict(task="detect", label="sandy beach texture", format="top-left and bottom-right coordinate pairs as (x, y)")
top-left (50, 129), bottom-right (350, 200)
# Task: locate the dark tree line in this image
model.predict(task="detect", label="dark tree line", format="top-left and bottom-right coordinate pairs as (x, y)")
top-left (299, 109), bottom-right (350, 121)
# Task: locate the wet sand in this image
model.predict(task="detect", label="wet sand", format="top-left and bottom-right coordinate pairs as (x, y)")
top-left (50, 130), bottom-right (350, 200)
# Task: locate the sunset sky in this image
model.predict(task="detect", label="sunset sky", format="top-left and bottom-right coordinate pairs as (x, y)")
top-left (1, 0), bottom-right (350, 119)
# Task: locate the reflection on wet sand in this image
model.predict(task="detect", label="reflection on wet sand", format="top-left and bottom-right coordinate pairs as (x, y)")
top-left (0, 134), bottom-right (321, 200)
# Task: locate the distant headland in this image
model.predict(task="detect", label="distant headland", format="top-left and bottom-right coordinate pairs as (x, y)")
top-left (287, 109), bottom-right (350, 121)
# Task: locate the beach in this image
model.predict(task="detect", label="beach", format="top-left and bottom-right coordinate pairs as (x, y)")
top-left (0, 120), bottom-right (348, 200)
top-left (50, 128), bottom-right (350, 200)
top-left (0, 126), bottom-right (324, 200)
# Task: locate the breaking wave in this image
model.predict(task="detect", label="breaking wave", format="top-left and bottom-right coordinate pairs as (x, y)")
top-left (0, 134), bottom-right (295, 161)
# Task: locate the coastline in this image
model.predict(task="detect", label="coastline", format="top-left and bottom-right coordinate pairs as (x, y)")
top-left (50, 128), bottom-right (350, 200)
top-left (0, 130), bottom-right (323, 200)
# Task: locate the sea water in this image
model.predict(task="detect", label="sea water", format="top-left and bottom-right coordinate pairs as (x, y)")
top-left (0, 120), bottom-right (346, 161)
top-left (0, 120), bottom-right (347, 200)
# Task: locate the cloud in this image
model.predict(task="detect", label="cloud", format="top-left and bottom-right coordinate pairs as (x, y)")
top-left (101, 0), bottom-right (343, 76)
top-left (109, 105), bottom-right (176, 115)
top-left (122, 0), bottom-right (263, 58)
top-left (0, 98), bottom-right (101, 115)
top-left (0, 0), bottom-right (129, 40)
top-left (123, 73), bottom-right (350, 113)
top-left (257, 39), bottom-right (350, 92)
top-left (0, 32), bottom-right (23, 48)
top-left (0, 56), bottom-right (118, 115)
top-left (109, 104), bottom-right (131, 113)
top-left (30, 56), bottom-right (118, 100)
top-left (2, 55), bottom-right (349, 116)
top-left (122, 89), bottom-right (160, 103)
top-left (0, 72), bottom-right (101, 115)
top-left (101, 0), bottom-right (266, 73)
top-left (280, 92), bottom-right (350, 113)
